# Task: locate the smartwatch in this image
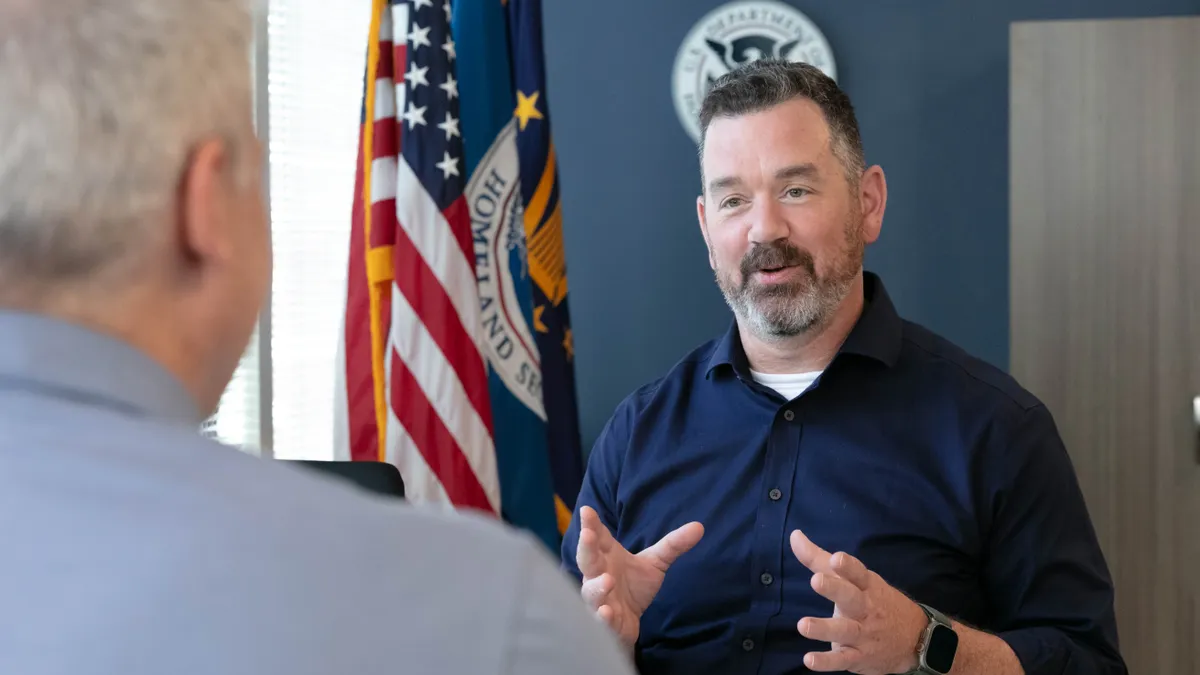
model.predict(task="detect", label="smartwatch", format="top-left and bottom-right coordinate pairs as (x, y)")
top-left (907, 603), bottom-right (958, 675)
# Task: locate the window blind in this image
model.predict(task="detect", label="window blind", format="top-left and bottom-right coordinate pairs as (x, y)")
top-left (205, 0), bottom-right (372, 460)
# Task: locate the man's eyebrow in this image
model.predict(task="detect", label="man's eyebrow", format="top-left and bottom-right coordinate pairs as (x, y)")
top-left (706, 163), bottom-right (821, 194)
top-left (775, 163), bottom-right (820, 181)
top-left (706, 175), bottom-right (741, 193)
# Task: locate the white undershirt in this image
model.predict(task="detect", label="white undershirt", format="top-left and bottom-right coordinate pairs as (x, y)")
top-left (749, 369), bottom-right (823, 400)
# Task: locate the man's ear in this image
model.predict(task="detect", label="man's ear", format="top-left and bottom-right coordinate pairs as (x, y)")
top-left (858, 165), bottom-right (887, 245)
top-left (178, 137), bottom-right (236, 265)
top-left (696, 194), bottom-right (716, 271)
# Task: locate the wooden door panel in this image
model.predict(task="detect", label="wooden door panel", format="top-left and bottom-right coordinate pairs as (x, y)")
top-left (1010, 16), bottom-right (1200, 674)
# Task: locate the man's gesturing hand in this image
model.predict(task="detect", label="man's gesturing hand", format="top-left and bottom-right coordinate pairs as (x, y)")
top-left (576, 506), bottom-right (704, 649)
top-left (790, 530), bottom-right (929, 675)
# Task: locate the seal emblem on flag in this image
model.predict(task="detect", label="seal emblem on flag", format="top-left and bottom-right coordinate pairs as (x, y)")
top-left (671, 0), bottom-right (837, 143)
top-left (466, 120), bottom-right (547, 421)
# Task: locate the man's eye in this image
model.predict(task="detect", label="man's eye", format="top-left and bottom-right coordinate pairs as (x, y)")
top-left (786, 188), bottom-right (809, 198)
top-left (722, 197), bottom-right (744, 209)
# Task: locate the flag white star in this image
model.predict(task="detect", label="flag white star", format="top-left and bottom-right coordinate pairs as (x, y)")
top-left (444, 0), bottom-right (452, 22)
top-left (439, 74), bottom-right (458, 100)
top-left (405, 63), bottom-right (429, 89)
top-left (412, 0), bottom-right (433, 9)
top-left (442, 36), bottom-right (456, 61)
top-left (402, 102), bottom-right (427, 129)
top-left (437, 111), bottom-right (461, 141)
top-left (408, 23), bottom-right (432, 49)
top-left (436, 151), bottom-right (459, 179)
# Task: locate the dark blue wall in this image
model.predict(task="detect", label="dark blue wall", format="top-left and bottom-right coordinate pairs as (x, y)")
top-left (541, 0), bottom-right (1200, 451)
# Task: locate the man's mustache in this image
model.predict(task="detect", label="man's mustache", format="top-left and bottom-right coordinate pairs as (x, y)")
top-left (738, 241), bottom-right (816, 281)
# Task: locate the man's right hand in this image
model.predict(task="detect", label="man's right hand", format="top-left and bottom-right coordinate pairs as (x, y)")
top-left (575, 505), bottom-right (704, 649)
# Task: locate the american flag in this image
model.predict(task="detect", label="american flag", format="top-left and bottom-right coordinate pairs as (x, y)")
top-left (336, 0), bottom-right (500, 514)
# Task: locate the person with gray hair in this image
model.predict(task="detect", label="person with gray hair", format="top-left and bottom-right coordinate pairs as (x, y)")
top-left (562, 59), bottom-right (1125, 675)
top-left (0, 2), bottom-right (632, 674)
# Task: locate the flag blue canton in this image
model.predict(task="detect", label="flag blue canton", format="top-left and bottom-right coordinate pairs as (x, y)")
top-left (400, 0), bottom-right (463, 211)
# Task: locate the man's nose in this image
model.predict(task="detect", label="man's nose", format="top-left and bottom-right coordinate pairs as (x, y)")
top-left (747, 199), bottom-right (789, 245)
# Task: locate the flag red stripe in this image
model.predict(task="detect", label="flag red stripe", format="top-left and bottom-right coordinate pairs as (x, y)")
top-left (370, 198), bottom-right (397, 248)
top-left (344, 124), bottom-right (379, 463)
top-left (444, 195), bottom-right (474, 272)
top-left (377, 40), bottom-right (394, 79)
top-left (373, 124), bottom-right (397, 169)
top-left (388, 349), bottom-right (493, 511)
top-left (391, 222), bottom-right (495, 435)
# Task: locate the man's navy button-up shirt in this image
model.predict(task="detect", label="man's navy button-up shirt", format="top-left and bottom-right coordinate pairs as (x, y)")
top-left (561, 273), bottom-right (1125, 675)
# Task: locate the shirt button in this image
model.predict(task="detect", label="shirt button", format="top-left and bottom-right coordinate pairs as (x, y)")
top-left (742, 638), bottom-right (755, 651)
top-left (760, 572), bottom-right (774, 585)
top-left (783, 410), bottom-right (795, 421)
top-left (769, 488), bottom-right (782, 501)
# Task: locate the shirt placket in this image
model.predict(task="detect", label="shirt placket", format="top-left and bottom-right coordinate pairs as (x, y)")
top-left (729, 398), bottom-right (805, 673)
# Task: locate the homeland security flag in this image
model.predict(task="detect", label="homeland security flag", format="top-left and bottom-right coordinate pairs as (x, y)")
top-left (336, 0), bottom-right (583, 551)
top-left (453, 0), bottom-right (584, 549)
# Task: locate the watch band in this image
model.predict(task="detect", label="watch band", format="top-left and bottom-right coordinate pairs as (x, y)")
top-left (919, 603), bottom-right (952, 627)
top-left (906, 603), bottom-right (955, 675)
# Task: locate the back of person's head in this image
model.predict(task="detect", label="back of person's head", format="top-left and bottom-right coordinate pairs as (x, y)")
top-left (0, 0), bottom-right (269, 416)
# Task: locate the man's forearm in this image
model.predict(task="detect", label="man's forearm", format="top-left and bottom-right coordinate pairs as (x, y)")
top-left (946, 621), bottom-right (1023, 675)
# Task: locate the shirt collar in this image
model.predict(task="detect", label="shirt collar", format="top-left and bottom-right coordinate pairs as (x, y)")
top-left (0, 310), bottom-right (203, 427)
top-left (705, 271), bottom-right (904, 378)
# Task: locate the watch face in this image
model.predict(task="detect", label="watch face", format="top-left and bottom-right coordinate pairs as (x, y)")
top-left (925, 624), bottom-right (959, 673)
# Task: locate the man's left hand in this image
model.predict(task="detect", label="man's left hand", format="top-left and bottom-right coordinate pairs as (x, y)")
top-left (790, 530), bottom-right (929, 675)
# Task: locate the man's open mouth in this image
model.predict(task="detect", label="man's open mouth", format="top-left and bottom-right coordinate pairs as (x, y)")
top-left (757, 265), bottom-right (793, 274)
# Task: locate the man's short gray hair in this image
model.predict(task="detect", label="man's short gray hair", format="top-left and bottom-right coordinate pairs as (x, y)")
top-left (697, 59), bottom-right (865, 187)
top-left (0, 0), bottom-right (254, 289)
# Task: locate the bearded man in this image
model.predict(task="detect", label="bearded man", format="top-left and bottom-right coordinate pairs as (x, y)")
top-left (561, 59), bottom-right (1126, 675)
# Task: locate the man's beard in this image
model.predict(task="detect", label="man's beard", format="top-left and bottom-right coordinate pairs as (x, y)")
top-left (715, 217), bottom-right (863, 341)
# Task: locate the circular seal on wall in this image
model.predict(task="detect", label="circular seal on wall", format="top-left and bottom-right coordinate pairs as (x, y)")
top-left (671, 1), bottom-right (837, 143)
